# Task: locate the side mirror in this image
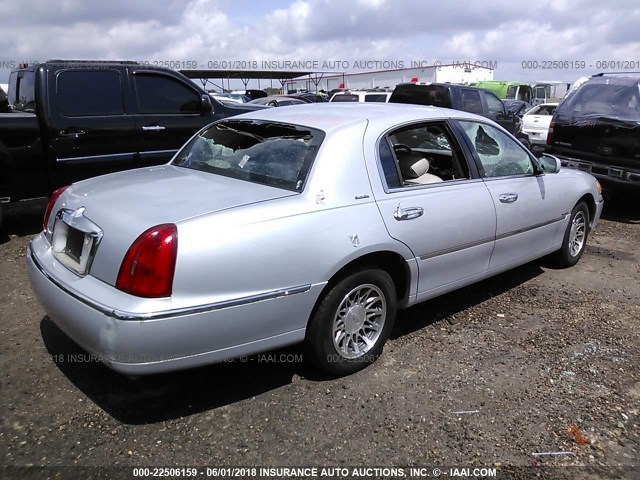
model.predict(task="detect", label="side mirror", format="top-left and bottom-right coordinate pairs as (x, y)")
top-left (537, 153), bottom-right (562, 174)
top-left (201, 94), bottom-right (213, 114)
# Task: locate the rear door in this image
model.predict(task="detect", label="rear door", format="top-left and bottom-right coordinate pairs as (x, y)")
top-left (47, 67), bottom-right (138, 189)
top-left (370, 120), bottom-right (496, 300)
top-left (131, 70), bottom-right (211, 165)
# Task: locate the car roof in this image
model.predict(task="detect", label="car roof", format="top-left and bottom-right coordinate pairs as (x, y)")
top-left (229, 102), bottom-right (490, 133)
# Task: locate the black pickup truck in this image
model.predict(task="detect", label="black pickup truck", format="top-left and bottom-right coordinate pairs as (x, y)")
top-left (0, 60), bottom-right (262, 226)
top-left (389, 82), bottom-right (532, 150)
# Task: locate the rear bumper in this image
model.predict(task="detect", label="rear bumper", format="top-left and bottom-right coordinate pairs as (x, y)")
top-left (553, 154), bottom-right (640, 189)
top-left (27, 241), bottom-right (317, 375)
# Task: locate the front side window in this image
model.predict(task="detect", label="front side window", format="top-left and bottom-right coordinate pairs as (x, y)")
top-left (460, 89), bottom-right (483, 114)
top-left (380, 122), bottom-right (470, 188)
top-left (172, 120), bottom-right (324, 191)
top-left (459, 121), bottom-right (534, 178)
top-left (135, 73), bottom-right (200, 114)
top-left (57, 70), bottom-right (124, 117)
top-left (484, 92), bottom-right (506, 117)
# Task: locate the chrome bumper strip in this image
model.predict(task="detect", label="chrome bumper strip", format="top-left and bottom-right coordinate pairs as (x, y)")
top-left (29, 244), bottom-right (311, 321)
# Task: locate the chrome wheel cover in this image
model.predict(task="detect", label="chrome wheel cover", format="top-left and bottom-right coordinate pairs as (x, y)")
top-left (332, 283), bottom-right (386, 359)
top-left (569, 211), bottom-right (587, 257)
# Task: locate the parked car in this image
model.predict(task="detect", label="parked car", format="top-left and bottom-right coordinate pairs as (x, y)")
top-left (247, 95), bottom-right (307, 107)
top-left (0, 60), bottom-right (264, 227)
top-left (546, 74), bottom-right (640, 189)
top-left (522, 103), bottom-right (558, 145)
top-left (28, 104), bottom-right (603, 377)
top-left (330, 90), bottom-right (391, 103)
top-left (389, 83), bottom-right (532, 150)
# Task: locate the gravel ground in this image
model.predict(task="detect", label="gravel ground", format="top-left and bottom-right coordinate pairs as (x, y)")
top-left (0, 193), bottom-right (638, 480)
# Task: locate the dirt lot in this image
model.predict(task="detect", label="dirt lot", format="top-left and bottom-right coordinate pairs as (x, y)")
top-left (0, 193), bottom-right (638, 480)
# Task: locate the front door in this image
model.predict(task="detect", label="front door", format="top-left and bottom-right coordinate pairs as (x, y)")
top-left (457, 120), bottom-right (567, 269)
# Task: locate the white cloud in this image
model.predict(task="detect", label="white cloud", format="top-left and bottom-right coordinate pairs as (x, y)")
top-left (1, 0), bottom-right (639, 85)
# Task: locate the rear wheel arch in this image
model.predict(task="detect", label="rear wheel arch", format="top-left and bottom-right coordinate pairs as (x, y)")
top-left (306, 250), bottom-right (410, 328)
top-left (324, 251), bottom-right (410, 305)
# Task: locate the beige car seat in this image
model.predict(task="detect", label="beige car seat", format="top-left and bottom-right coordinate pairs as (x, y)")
top-left (401, 157), bottom-right (443, 184)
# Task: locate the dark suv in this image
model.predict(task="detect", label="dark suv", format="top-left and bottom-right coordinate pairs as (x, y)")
top-left (389, 82), bottom-right (532, 150)
top-left (546, 74), bottom-right (640, 190)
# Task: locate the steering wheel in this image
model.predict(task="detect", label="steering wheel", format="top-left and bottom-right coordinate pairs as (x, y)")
top-left (393, 144), bottom-right (412, 155)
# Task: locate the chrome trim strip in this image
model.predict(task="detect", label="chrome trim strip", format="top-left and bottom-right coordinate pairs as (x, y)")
top-left (56, 152), bottom-right (135, 163)
top-left (495, 214), bottom-right (568, 241)
top-left (419, 214), bottom-right (568, 261)
top-left (29, 245), bottom-right (311, 321)
top-left (112, 285), bottom-right (312, 321)
top-left (138, 149), bottom-right (178, 158)
top-left (420, 237), bottom-right (494, 260)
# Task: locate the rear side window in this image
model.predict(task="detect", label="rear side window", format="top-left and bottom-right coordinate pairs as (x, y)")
top-left (364, 94), bottom-right (389, 102)
top-left (389, 85), bottom-right (451, 108)
top-left (134, 73), bottom-right (201, 114)
top-left (10, 70), bottom-right (36, 111)
top-left (331, 94), bottom-right (359, 102)
top-left (57, 70), bottom-right (124, 116)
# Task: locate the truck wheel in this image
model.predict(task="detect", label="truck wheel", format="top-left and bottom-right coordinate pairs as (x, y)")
top-left (305, 268), bottom-right (397, 376)
top-left (550, 202), bottom-right (590, 268)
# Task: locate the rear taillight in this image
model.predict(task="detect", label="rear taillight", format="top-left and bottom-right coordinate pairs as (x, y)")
top-left (116, 224), bottom-right (178, 298)
top-left (547, 120), bottom-right (555, 146)
top-left (43, 185), bottom-right (70, 231)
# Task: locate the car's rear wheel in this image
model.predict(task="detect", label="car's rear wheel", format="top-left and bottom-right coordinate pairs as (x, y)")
top-left (551, 201), bottom-right (589, 267)
top-left (305, 269), bottom-right (397, 376)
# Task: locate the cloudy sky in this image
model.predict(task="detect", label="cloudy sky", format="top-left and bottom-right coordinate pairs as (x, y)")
top-left (1, 0), bottom-right (639, 87)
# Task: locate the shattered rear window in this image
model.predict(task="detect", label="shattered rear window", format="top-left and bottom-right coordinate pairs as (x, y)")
top-left (172, 120), bottom-right (324, 191)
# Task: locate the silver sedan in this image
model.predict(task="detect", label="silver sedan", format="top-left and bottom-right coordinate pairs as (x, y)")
top-left (27, 104), bottom-right (604, 377)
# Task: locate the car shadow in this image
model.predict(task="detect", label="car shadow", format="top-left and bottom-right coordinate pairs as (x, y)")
top-left (40, 261), bottom-right (545, 425)
top-left (0, 199), bottom-right (47, 244)
top-left (392, 261), bottom-right (544, 338)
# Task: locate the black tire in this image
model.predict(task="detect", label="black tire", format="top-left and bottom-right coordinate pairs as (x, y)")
top-left (550, 201), bottom-right (590, 267)
top-left (305, 268), bottom-right (397, 377)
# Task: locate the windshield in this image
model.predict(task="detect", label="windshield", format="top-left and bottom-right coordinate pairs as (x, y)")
top-left (555, 82), bottom-right (640, 121)
top-left (172, 120), bottom-right (324, 191)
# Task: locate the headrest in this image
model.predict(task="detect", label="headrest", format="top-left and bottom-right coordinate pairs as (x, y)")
top-left (406, 158), bottom-right (430, 178)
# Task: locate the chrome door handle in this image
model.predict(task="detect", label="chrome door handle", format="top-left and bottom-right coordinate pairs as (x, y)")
top-left (142, 125), bottom-right (166, 131)
top-left (59, 129), bottom-right (85, 137)
top-left (498, 193), bottom-right (518, 203)
top-left (394, 206), bottom-right (424, 221)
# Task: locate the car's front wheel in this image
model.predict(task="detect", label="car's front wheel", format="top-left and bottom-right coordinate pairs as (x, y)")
top-left (551, 201), bottom-right (590, 267)
top-left (305, 269), bottom-right (397, 376)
